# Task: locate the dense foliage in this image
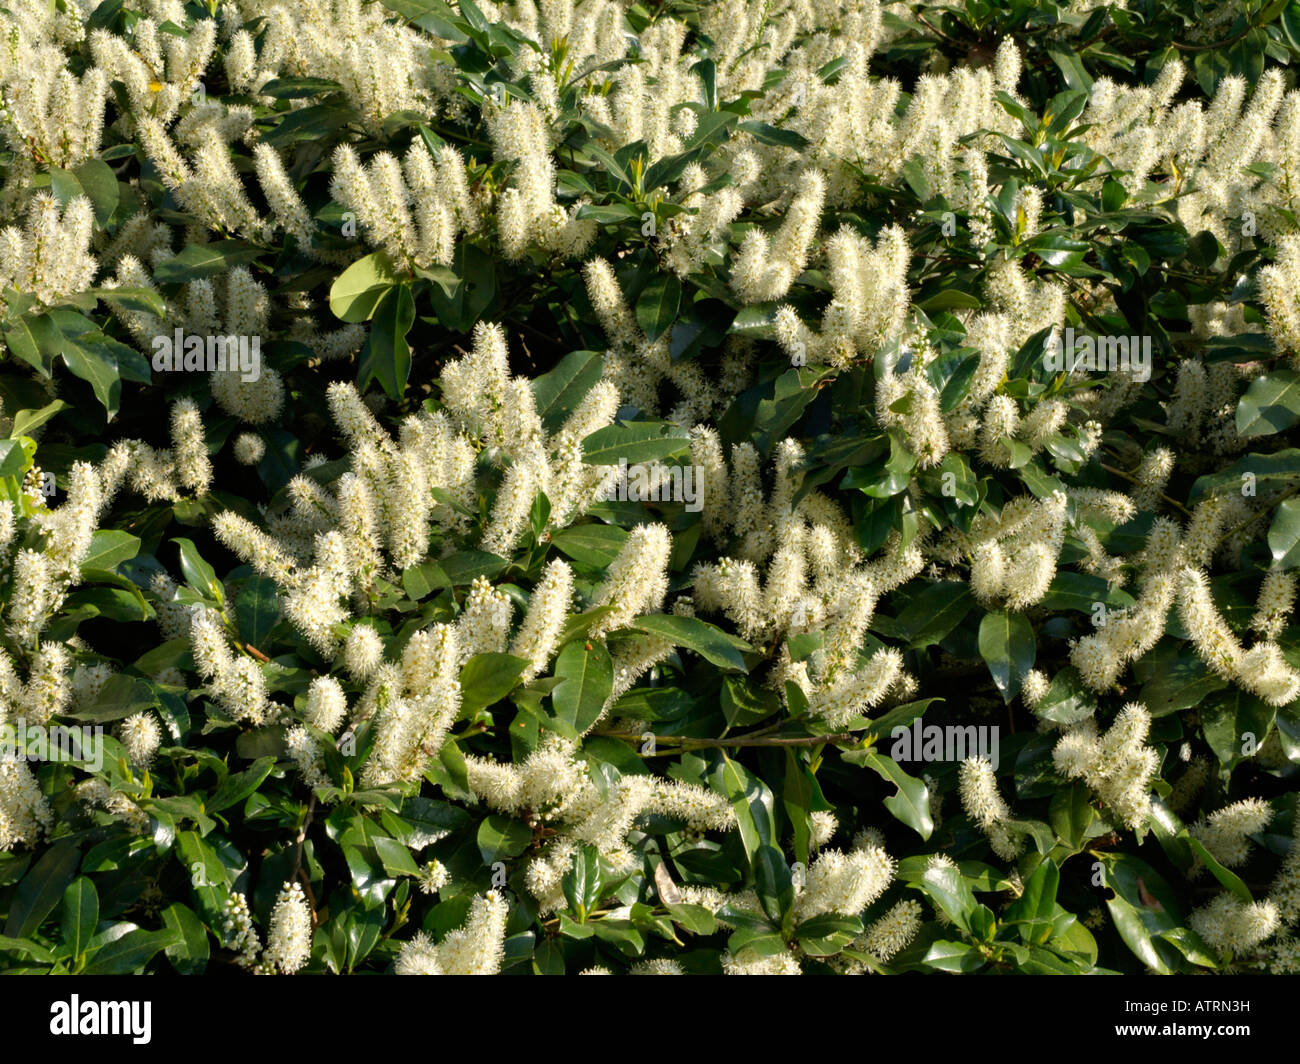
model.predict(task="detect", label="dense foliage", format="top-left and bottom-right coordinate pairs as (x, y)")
top-left (2, 0), bottom-right (1300, 975)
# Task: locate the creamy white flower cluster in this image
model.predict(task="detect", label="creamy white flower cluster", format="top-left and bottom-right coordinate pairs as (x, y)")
top-left (1052, 703), bottom-right (1158, 830)
top-left (395, 890), bottom-right (509, 974)
top-left (103, 262), bottom-right (294, 425)
top-left (958, 755), bottom-right (1022, 861)
top-left (678, 829), bottom-right (898, 974)
top-left (775, 225), bottom-right (912, 370)
top-left (581, 259), bottom-right (722, 426)
top-left (0, 441), bottom-right (175, 850)
top-left (1189, 798), bottom-right (1273, 869)
top-left (331, 140), bottom-right (482, 270)
top-left (689, 434), bottom-right (920, 727)
top-left (0, 754), bottom-right (52, 852)
top-left (463, 732), bottom-right (735, 913)
top-left (937, 491), bottom-right (1072, 612)
top-left (263, 881), bottom-right (313, 974)
top-left (1177, 567), bottom-right (1300, 708)
top-left (438, 322), bottom-right (623, 552)
top-left (0, 193), bottom-right (96, 312)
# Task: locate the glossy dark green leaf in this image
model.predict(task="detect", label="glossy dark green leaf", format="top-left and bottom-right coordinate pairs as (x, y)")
top-left (208, 757), bottom-right (277, 813)
top-left (1004, 859), bottom-right (1059, 945)
top-left (60, 877), bottom-right (98, 961)
top-left (634, 274), bottom-right (681, 342)
top-left (1268, 496), bottom-right (1300, 569)
top-left (631, 613), bottom-right (750, 672)
top-left (580, 420), bottom-right (691, 465)
top-left (978, 609), bottom-right (1035, 703)
top-left (1237, 369), bottom-right (1300, 436)
top-left (459, 652), bottom-right (530, 713)
top-left (552, 639), bottom-right (613, 733)
top-left (5, 841), bottom-right (80, 939)
top-left (83, 928), bottom-right (181, 974)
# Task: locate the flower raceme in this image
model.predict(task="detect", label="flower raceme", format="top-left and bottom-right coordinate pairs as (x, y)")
top-left (3, 0), bottom-right (1300, 979)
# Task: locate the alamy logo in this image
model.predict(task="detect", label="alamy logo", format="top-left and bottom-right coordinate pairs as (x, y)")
top-left (151, 328), bottom-right (262, 382)
top-left (606, 459), bottom-right (703, 512)
top-left (1, 719), bottom-right (104, 771)
top-left (890, 719), bottom-right (1001, 770)
top-left (1043, 326), bottom-right (1151, 383)
top-left (49, 996), bottom-right (151, 1044)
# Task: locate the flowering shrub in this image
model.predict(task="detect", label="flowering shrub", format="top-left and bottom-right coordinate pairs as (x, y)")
top-left (2, 0), bottom-right (1300, 976)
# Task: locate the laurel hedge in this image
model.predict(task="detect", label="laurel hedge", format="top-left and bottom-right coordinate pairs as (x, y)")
top-left (2, 0), bottom-right (1300, 975)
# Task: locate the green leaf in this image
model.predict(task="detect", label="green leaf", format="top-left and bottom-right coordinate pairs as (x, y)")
top-left (912, 855), bottom-right (977, 932)
top-left (259, 76), bottom-right (345, 98)
top-left (978, 609), bottom-right (1035, 703)
top-left (260, 102), bottom-right (358, 148)
top-left (1049, 782), bottom-right (1105, 852)
top-left (1202, 688), bottom-right (1275, 767)
top-left (794, 913), bottom-right (863, 957)
top-left (71, 672), bottom-right (156, 724)
top-left (562, 844), bottom-right (604, 920)
top-left (0, 438), bottom-right (31, 479)
top-left (175, 832), bottom-right (232, 925)
top-left (1268, 496), bottom-right (1300, 569)
top-left (550, 524), bottom-right (628, 568)
top-left (531, 350), bottom-right (604, 432)
top-left (373, 836), bottom-right (420, 877)
top-left (459, 652), bottom-right (530, 713)
top-left (83, 928), bottom-right (181, 974)
top-left (5, 841), bottom-right (80, 939)
top-left (736, 120), bottom-right (810, 149)
top-left (580, 420), bottom-right (691, 465)
top-left (425, 243), bottom-right (496, 332)
top-left (1236, 369), bottom-right (1300, 437)
top-left (754, 844), bottom-right (795, 933)
top-left (666, 903), bottom-right (716, 935)
top-left (3, 312), bottom-right (60, 374)
top-left (923, 939), bottom-right (986, 973)
top-left (722, 674), bottom-right (780, 727)
top-left (80, 530), bottom-right (140, 572)
top-left (851, 750), bottom-right (934, 840)
top-left (329, 251), bottom-right (402, 323)
top-left (1099, 854), bottom-right (1192, 973)
top-left (552, 639), bottom-right (614, 733)
top-left (72, 159), bottom-right (120, 226)
top-left (727, 924), bottom-right (788, 961)
top-left (709, 753), bottom-right (776, 863)
top-left (401, 560), bottom-right (449, 599)
top-left (1189, 449), bottom-right (1300, 504)
top-left (892, 582), bottom-right (973, 647)
top-left (235, 575), bottom-right (282, 646)
top-left (154, 242), bottom-right (263, 284)
top-left (9, 399), bottom-right (69, 437)
top-left (1133, 646), bottom-right (1224, 718)
top-left (476, 815), bottom-right (532, 863)
top-left (161, 902), bottom-right (210, 974)
top-left (1038, 571), bottom-right (1136, 614)
top-left (1003, 859), bottom-right (1059, 945)
top-left (60, 878), bottom-right (99, 961)
top-left (207, 757), bottom-right (276, 813)
top-left (88, 285), bottom-right (166, 316)
top-left (360, 283), bottom-right (416, 399)
top-left (1185, 838), bottom-right (1253, 905)
top-left (440, 550), bottom-right (508, 586)
top-left (172, 537), bottom-right (224, 604)
top-left (0, 935), bottom-right (55, 964)
top-left (61, 335), bottom-right (121, 418)
top-left (630, 613), bottom-right (750, 672)
top-left (634, 273), bottom-right (681, 343)
top-left (917, 288), bottom-right (982, 312)
top-left (1046, 46), bottom-right (1094, 92)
